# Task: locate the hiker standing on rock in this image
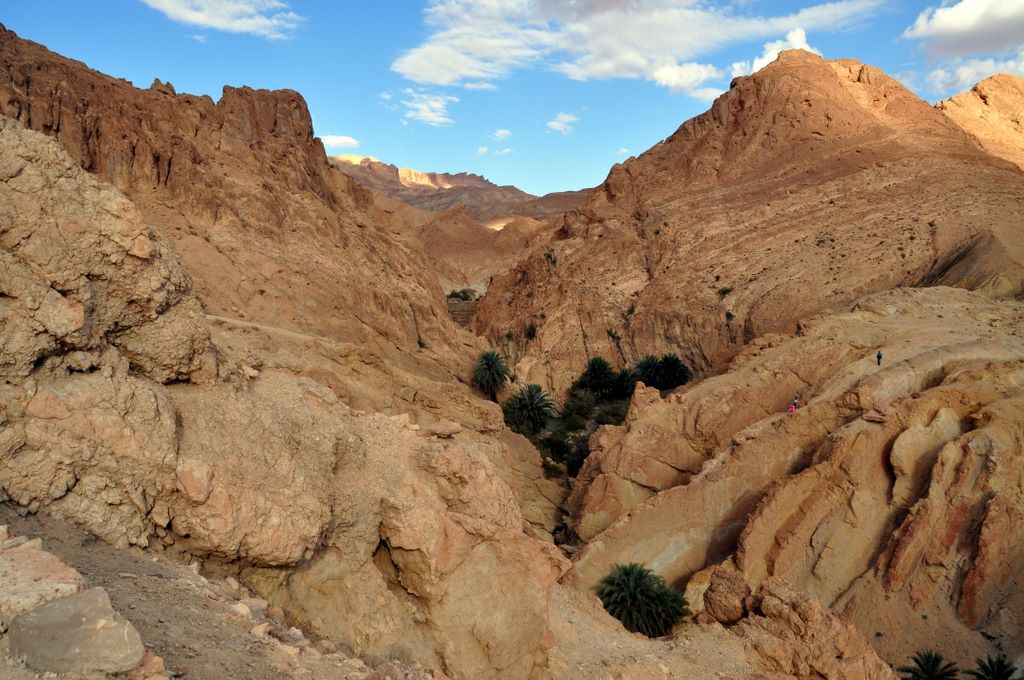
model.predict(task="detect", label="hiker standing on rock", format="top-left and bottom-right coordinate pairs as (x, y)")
top-left (788, 396), bottom-right (799, 414)
top-left (876, 350), bottom-right (883, 366)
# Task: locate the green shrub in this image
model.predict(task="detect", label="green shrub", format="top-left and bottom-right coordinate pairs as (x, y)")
top-left (503, 384), bottom-right (556, 434)
top-left (718, 286), bottom-right (733, 298)
top-left (597, 563), bottom-right (689, 638)
top-left (594, 401), bottom-right (630, 426)
top-left (966, 655), bottom-right (1019, 680)
top-left (525, 322), bottom-right (537, 341)
top-left (561, 389), bottom-right (597, 430)
top-left (898, 651), bottom-right (960, 680)
top-left (536, 428), bottom-right (590, 477)
top-left (472, 350), bottom-right (509, 402)
top-left (447, 288), bottom-right (477, 301)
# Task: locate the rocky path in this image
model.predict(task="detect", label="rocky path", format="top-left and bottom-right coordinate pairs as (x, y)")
top-left (0, 508), bottom-right (435, 680)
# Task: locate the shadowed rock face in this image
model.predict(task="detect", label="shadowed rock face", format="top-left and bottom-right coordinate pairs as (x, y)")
top-left (565, 285), bottom-right (1024, 669)
top-left (938, 74), bottom-right (1024, 172)
top-left (473, 50), bottom-right (1024, 395)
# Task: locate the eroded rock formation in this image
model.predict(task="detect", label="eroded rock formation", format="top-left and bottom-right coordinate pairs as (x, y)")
top-left (567, 286), bottom-right (1024, 667)
top-left (939, 74), bottom-right (1024, 172)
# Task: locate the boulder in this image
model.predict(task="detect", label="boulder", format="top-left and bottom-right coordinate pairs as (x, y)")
top-left (8, 587), bottom-right (144, 673)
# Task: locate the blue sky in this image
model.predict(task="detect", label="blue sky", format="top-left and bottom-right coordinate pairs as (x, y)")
top-left (2, 1), bottom-right (1022, 195)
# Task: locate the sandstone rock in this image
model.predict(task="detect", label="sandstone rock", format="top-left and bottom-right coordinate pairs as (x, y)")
top-left (566, 287), bottom-right (1024, 667)
top-left (176, 458), bottom-right (214, 503)
top-left (8, 587), bottom-right (144, 673)
top-left (0, 535), bottom-right (85, 632)
top-left (703, 561), bottom-right (750, 625)
top-left (314, 638), bottom-right (338, 655)
top-left (419, 419), bottom-right (462, 438)
top-left (938, 74), bottom-right (1024, 171)
top-left (0, 115), bottom-right (213, 384)
top-left (735, 579), bottom-right (897, 679)
top-left (127, 651), bottom-right (166, 680)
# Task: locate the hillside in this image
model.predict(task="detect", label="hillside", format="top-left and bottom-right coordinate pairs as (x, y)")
top-left (331, 154), bottom-right (586, 223)
top-left (472, 50), bottom-right (1024, 394)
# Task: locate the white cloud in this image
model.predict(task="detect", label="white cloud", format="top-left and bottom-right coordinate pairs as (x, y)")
top-left (477, 145), bottom-right (489, 155)
top-left (903, 0), bottom-right (1024, 57)
top-left (925, 48), bottom-right (1024, 91)
top-left (650, 61), bottom-right (722, 93)
top-left (320, 135), bottom-right (359, 149)
top-left (495, 148), bottom-right (513, 156)
top-left (401, 88), bottom-right (459, 126)
top-left (546, 112), bottom-right (578, 134)
top-left (140, 0), bottom-right (302, 39)
top-left (379, 92), bottom-right (393, 101)
top-left (730, 28), bottom-right (820, 77)
top-left (189, 34), bottom-right (208, 43)
top-left (615, 147), bottom-right (630, 156)
top-left (391, 0), bottom-right (882, 97)
top-left (492, 128), bottom-right (512, 140)
top-left (691, 86), bottom-right (727, 101)
top-left (464, 82), bottom-right (498, 90)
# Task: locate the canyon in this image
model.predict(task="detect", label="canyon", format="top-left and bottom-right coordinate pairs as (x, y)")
top-left (1, 21), bottom-right (1024, 680)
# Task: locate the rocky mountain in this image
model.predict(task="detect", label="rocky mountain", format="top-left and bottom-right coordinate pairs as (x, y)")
top-left (938, 73), bottom-right (1024, 172)
top-left (331, 154), bottom-right (586, 223)
top-left (472, 50), bottom-right (1024, 395)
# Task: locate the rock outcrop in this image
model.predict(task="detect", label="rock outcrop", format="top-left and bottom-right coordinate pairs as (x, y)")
top-left (566, 286), bottom-right (1024, 668)
top-left (939, 74), bottom-right (1024, 172)
top-left (473, 50), bottom-right (1024, 395)
top-left (0, 115), bottom-right (569, 679)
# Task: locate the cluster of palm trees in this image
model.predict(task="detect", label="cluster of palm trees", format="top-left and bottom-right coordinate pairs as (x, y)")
top-left (472, 350), bottom-right (556, 433)
top-left (899, 650), bottom-right (1019, 679)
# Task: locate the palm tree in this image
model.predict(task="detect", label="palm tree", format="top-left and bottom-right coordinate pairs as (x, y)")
top-left (503, 384), bottom-right (556, 433)
top-left (633, 355), bottom-right (661, 387)
top-left (966, 655), bottom-right (1019, 680)
top-left (657, 353), bottom-right (692, 390)
top-left (898, 651), bottom-right (960, 680)
top-left (472, 350), bottom-right (510, 402)
top-left (596, 563), bottom-right (689, 638)
top-left (575, 356), bottom-right (615, 396)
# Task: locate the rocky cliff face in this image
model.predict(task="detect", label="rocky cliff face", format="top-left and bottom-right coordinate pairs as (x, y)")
top-left (472, 50), bottom-right (1024, 395)
top-left (331, 154), bottom-right (586, 223)
top-left (938, 74), bottom-right (1024, 172)
top-left (0, 24), bottom-right (460, 363)
top-left (565, 285), bottom-right (1024, 668)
